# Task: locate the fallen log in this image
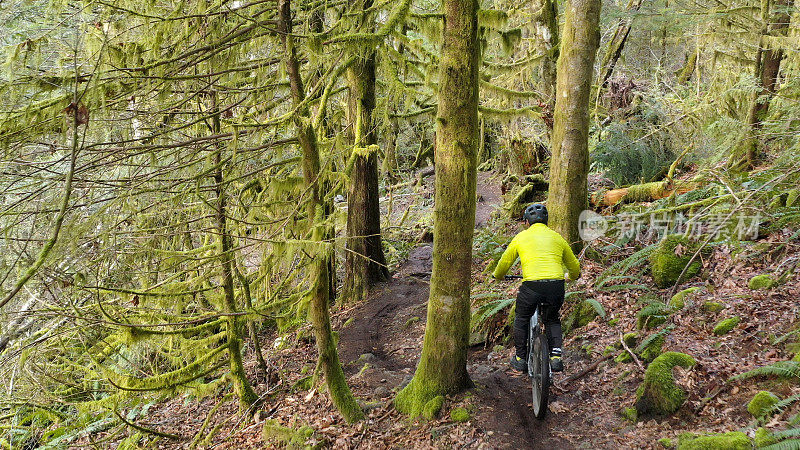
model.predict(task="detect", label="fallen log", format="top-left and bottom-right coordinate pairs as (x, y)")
top-left (590, 179), bottom-right (695, 207)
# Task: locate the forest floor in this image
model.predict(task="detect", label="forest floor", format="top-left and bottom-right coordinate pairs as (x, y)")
top-left (106, 170), bottom-right (800, 449)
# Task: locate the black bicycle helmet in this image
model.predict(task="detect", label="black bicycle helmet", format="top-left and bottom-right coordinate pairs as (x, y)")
top-left (523, 203), bottom-right (548, 225)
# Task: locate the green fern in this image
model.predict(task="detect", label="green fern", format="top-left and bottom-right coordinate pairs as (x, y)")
top-left (768, 394), bottom-right (800, 419)
top-left (596, 245), bottom-right (656, 288)
top-left (761, 438), bottom-right (800, 450)
top-left (471, 295), bottom-right (515, 328)
top-left (583, 299), bottom-right (606, 320)
top-left (731, 361), bottom-right (800, 381)
top-left (635, 325), bottom-right (676, 354)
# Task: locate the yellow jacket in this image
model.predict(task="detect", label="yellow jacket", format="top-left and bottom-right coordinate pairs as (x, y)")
top-left (492, 223), bottom-right (581, 281)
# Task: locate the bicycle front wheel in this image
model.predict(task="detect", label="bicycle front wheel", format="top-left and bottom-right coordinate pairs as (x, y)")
top-left (530, 333), bottom-right (550, 419)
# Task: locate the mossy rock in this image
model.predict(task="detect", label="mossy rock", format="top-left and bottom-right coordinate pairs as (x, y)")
top-left (700, 301), bottom-right (724, 313)
top-left (637, 302), bottom-right (671, 330)
top-left (639, 334), bottom-right (666, 363)
top-left (754, 427), bottom-right (778, 447)
top-left (747, 391), bottom-right (779, 418)
top-left (676, 431), bottom-right (751, 450)
top-left (748, 274), bottom-right (776, 290)
top-left (669, 287), bottom-right (701, 310)
top-left (262, 420), bottom-right (315, 449)
top-left (787, 189), bottom-right (800, 207)
top-left (563, 299), bottom-right (600, 335)
top-left (616, 352), bottom-right (633, 363)
top-left (649, 235), bottom-right (705, 288)
top-left (770, 192), bottom-right (788, 209)
top-left (575, 300), bottom-right (601, 328)
top-left (450, 407), bottom-right (471, 423)
top-left (623, 332), bottom-right (639, 348)
top-left (658, 438), bottom-right (674, 448)
top-left (621, 407), bottom-right (638, 422)
top-left (712, 317), bottom-right (740, 336)
top-left (635, 352), bottom-right (696, 417)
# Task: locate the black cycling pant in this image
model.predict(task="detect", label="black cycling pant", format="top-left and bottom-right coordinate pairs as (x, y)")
top-left (513, 279), bottom-right (565, 359)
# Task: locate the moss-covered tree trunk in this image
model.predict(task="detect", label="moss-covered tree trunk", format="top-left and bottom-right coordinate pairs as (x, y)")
top-left (731, 0), bottom-right (792, 169)
top-left (676, 49), bottom-right (699, 84)
top-left (342, 0), bottom-right (389, 303)
top-left (278, 0), bottom-right (364, 423)
top-left (548, 0), bottom-right (601, 251)
top-left (532, 0), bottom-right (559, 104)
top-left (210, 98), bottom-right (258, 409)
top-left (395, 0), bottom-right (479, 419)
top-left (596, 0), bottom-right (642, 89)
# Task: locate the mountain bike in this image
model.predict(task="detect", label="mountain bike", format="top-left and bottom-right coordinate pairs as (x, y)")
top-left (505, 275), bottom-right (550, 419)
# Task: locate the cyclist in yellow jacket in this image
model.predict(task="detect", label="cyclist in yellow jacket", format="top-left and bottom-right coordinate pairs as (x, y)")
top-left (493, 203), bottom-right (580, 373)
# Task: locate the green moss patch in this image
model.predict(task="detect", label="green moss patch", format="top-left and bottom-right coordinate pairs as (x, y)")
top-left (635, 352), bottom-right (696, 416)
top-left (676, 431), bottom-right (751, 450)
top-left (747, 391), bottom-right (779, 418)
top-left (621, 407), bottom-right (638, 422)
top-left (754, 427), bottom-right (778, 447)
top-left (712, 317), bottom-right (740, 336)
top-left (262, 420), bottom-right (315, 448)
top-left (748, 274), bottom-right (776, 290)
top-left (649, 235), bottom-right (705, 288)
top-left (669, 287), bottom-right (701, 310)
top-left (422, 395), bottom-right (445, 420)
top-left (787, 189), bottom-right (800, 207)
top-left (700, 301), bottom-right (724, 313)
top-left (450, 407), bottom-right (471, 422)
top-left (658, 438), bottom-right (674, 448)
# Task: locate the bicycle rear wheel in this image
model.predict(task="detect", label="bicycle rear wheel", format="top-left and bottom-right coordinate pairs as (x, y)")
top-left (530, 333), bottom-right (550, 419)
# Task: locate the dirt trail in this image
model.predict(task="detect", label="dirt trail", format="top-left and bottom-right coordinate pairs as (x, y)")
top-left (337, 172), bottom-right (572, 449)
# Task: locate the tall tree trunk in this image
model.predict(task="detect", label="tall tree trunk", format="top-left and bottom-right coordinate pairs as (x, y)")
top-left (395, 0), bottom-right (479, 419)
top-left (532, 0), bottom-right (560, 103)
top-left (596, 0), bottom-right (643, 88)
top-left (342, 0), bottom-right (389, 303)
top-left (277, 0), bottom-right (364, 423)
top-left (210, 95), bottom-right (258, 409)
top-left (548, 0), bottom-right (602, 251)
top-left (383, 25), bottom-right (409, 182)
top-left (731, 0), bottom-right (792, 169)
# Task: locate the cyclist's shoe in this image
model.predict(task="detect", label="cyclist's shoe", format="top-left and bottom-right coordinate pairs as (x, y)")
top-left (510, 355), bottom-right (527, 373)
top-left (550, 355), bottom-right (564, 372)
top-left (550, 347), bottom-right (564, 372)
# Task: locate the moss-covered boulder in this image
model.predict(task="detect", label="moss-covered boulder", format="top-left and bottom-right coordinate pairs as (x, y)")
top-left (700, 301), bottom-right (724, 313)
top-left (748, 274), bottom-right (776, 290)
top-left (450, 407), bottom-right (471, 422)
top-left (747, 391), bottom-right (779, 418)
top-left (649, 235), bottom-right (704, 288)
top-left (615, 333), bottom-right (639, 363)
top-left (712, 317), bottom-right (740, 336)
top-left (621, 407), bottom-right (638, 422)
top-left (635, 352), bottom-right (696, 416)
top-left (638, 331), bottom-right (668, 363)
top-left (676, 432), bottom-right (751, 450)
top-left (262, 420), bottom-right (316, 448)
top-left (770, 192), bottom-right (788, 209)
top-left (669, 287), bottom-right (701, 310)
top-left (787, 189), bottom-right (800, 207)
top-left (658, 438), bottom-right (674, 448)
top-left (563, 299), bottom-right (601, 334)
top-left (637, 302), bottom-right (671, 330)
top-left (754, 427), bottom-right (778, 447)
